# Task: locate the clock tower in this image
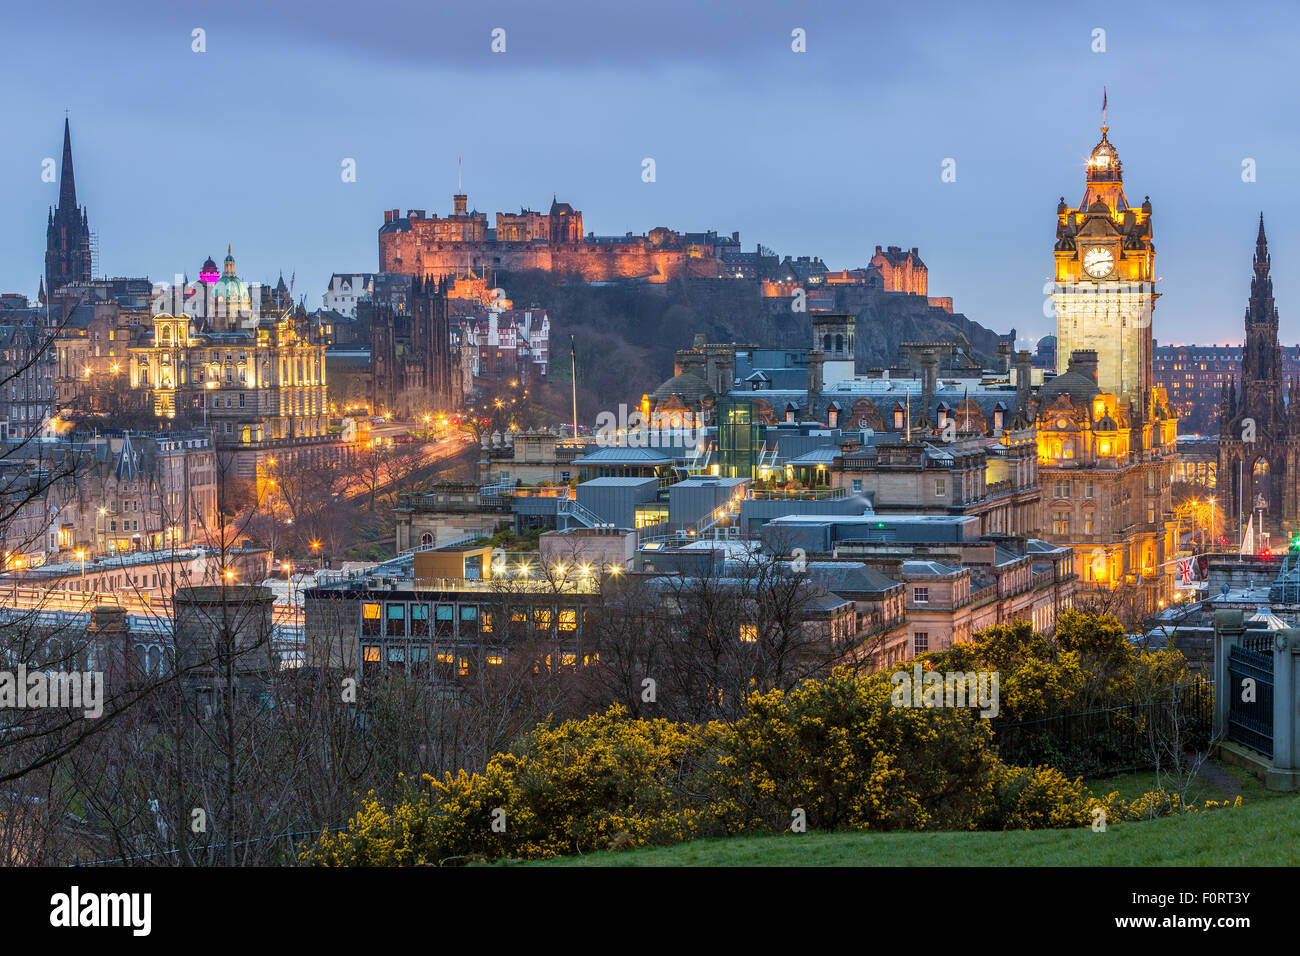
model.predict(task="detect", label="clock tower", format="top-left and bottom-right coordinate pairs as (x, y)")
top-left (1051, 126), bottom-right (1157, 429)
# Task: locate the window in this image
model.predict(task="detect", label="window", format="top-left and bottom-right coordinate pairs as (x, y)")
top-left (1148, 507), bottom-right (1155, 523)
top-left (460, 605), bottom-right (479, 623)
top-left (534, 609), bottom-right (552, 631)
top-left (1052, 510), bottom-right (1070, 535)
top-left (362, 645), bottom-right (381, 674)
top-left (912, 587), bottom-right (929, 604)
top-left (1055, 480), bottom-right (1070, 498)
top-left (1084, 511), bottom-right (1095, 535)
top-left (1085, 480), bottom-right (1095, 498)
top-left (934, 478), bottom-right (946, 498)
top-left (558, 608), bottom-right (577, 632)
top-left (480, 612), bottom-right (493, 634)
top-left (913, 632), bottom-right (929, 654)
top-left (410, 603), bottom-right (429, 635)
top-left (739, 624), bottom-right (757, 642)
top-left (434, 603), bottom-right (454, 636)
top-left (851, 479), bottom-right (862, 493)
top-left (362, 603), bottom-right (381, 635)
top-left (410, 645), bottom-right (430, 677)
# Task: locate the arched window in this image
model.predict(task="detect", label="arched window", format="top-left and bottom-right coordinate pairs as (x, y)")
top-left (835, 334), bottom-right (844, 353)
top-left (822, 334), bottom-right (832, 351)
top-left (420, 533), bottom-right (434, 548)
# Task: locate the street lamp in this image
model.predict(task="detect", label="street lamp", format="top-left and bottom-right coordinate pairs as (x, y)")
top-left (75, 549), bottom-right (86, 590)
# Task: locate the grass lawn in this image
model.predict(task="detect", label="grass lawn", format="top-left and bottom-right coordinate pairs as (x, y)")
top-left (514, 763), bottom-right (1299, 867)
top-left (1083, 760), bottom-right (1283, 806)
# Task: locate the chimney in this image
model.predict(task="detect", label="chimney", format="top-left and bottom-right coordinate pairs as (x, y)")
top-left (920, 348), bottom-right (938, 406)
top-left (1014, 350), bottom-right (1033, 417)
top-left (997, 340), bottom-right (1012, 374)
top-left (1069, 348), bottom-right (1099, 384)
top-left (807, 350), bottom-right (824, 417)
top-left (86, 604), bottom-right (131, 682)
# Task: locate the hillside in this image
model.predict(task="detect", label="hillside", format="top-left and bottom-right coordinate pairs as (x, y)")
top-left (502, 271), bottom-right (1009, 418)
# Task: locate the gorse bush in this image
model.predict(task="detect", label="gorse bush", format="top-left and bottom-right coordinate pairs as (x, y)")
top-left (307, 660), bottom-right (1235, 865)
top-left (716, 672), bottom-right (998, 833)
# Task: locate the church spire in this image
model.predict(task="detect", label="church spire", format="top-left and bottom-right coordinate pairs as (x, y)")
top-left (59, 117), bottom-right (77, 212)
top-left (1255, 212), bottom-right (1270, 280)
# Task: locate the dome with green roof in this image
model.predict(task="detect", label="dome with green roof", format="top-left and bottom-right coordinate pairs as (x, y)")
top-left (212, 244), bottom-right (250, 311)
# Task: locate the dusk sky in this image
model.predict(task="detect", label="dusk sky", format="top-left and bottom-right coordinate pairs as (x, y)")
top-left (4, 0), bottom-right (1298, 348)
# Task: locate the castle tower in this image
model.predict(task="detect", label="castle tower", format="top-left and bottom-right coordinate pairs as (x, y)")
top-left (45, 118), bottom-right (93, 293)
top-left (811, 313), bottom-right (856, 386)
top-left (1051, 125), bottom-right (1157, 423)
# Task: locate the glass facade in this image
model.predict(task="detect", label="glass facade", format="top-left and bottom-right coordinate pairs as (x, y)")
top-left (718, 399), bottom-right (760, 480)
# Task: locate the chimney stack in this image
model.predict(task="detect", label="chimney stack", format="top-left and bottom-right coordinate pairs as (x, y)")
top-left (1069, 348), bottom-right (1100, 384)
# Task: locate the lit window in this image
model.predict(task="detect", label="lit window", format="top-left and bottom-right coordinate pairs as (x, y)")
top-left (558, 608), bottom-right (577, 631)
top-left (739, 624), bottom-right (757, 642)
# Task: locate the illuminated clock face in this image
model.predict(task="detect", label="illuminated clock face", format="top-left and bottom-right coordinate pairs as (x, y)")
top-left (1083, 246), bottom-right (1114, 278)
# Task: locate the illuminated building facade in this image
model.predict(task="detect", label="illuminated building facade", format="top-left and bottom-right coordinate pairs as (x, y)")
top-left (127, 307), bottom-right (336, 477)
top-left (1038, 124), bottom-right (1180, 618)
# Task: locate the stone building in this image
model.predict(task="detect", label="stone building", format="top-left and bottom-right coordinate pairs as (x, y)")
top-left (1035, 349), bottom-right (1177, 617)
top-left (379, 191), bottom-right (742, 283)
top-left (869, 246), bottom-right (928, 296)
top-left (45, 119), bottom-right (92, 294)
top-left (128, 305), bottom-right (339, 479)
top-left (1218, 218), bottom-right (1299, 542)
top-left (367, 275), bottom-right (458, 418)
top-left (1038, 123), bottom-right (1180, 620)
top-left (0, 311), bottom-right (57, 439)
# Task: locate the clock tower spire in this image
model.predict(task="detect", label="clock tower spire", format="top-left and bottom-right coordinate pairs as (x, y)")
top-left (1051, 122), bottom-right (1157, 426)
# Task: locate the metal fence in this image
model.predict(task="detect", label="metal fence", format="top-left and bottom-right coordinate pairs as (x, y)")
top-left (1227, 643), bottom-right (1273, 757)
top-left (991, 679), bottom-right (1214, 777)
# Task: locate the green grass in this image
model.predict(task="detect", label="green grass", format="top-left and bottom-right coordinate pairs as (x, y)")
top-left (511, 765), bottom-right (1299, 867)
top-left (1083, 761), bottom-right (1282, 806)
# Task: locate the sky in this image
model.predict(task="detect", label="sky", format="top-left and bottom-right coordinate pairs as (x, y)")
top-left (3, 0), bottom-right (1299, 349)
